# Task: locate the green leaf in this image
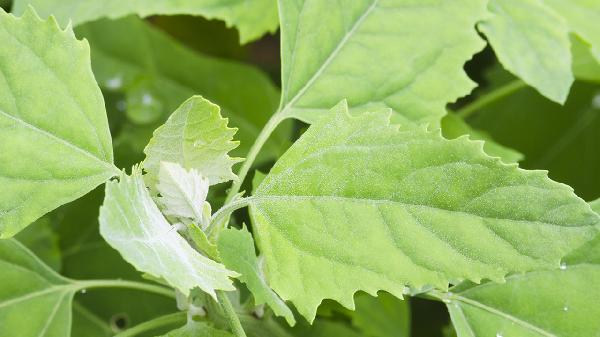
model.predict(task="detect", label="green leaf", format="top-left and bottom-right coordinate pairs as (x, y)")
top-left (98, 167), bottom-right (238, 298)
top-left (157, 162), bottom-right (210, 223)
top-left (446, 263), bottom-right (600, 337)
top-left (144, 96), bottom-right (243, 187)
top-left (590, 198), bottom-right (600, 214)
top-left (479, 0), bottom-right (573, 103)
top-left (278, 0), bottom-right (488, 126)
top-left (348, 292), bottom-right (410, 337)
top-left (15, 216), bottom-right (61, 271)
top-left (158, 321), bottom-right (234, 337)
top-left (12, 0), bottom-right (278, 43)
top-left (77, 17), bottom-right (287, 164)
top-left (0, 8), bottom-right (117, 238)
top-left (0, 239), bottom-right (76, 337)
top-left (441, 114), bottom-right (524, 164)
top-left (250, 101), bottom-right (599, 320)
top-left (572, 35), bottom-right (600, 83)
top-left (218, 227), bottom-right (296, 325)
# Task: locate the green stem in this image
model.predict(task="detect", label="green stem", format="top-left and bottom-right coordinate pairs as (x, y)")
top-left (217, 290), bottom-right (247, 337)
top-left (226, 112), bottom-right (287, 204)
top-left (206, 197), bottom-right (254, 237)
top-left (456, 79), bottom-right (527, 119)
top-left (114, 312), bottom-right (186, 337)
top-left (75, 279), bottom-right (176, 299)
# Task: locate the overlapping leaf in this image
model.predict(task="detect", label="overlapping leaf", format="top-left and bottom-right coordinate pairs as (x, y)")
top-left (12, 0), bottom-right (278, 43)
top-left (278, 0), bottom-right (488, 126)
top-left (98, 168), bottom-right (237, 298)
top-left (0, 8), bottom-right (117, 238)
top-left (157, 162), bottom-right (209, 222)
top-left (250, 101), bottom-right (599, 320)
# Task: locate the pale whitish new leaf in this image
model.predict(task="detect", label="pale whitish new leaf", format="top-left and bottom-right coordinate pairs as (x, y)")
top-left (479, 0), bottom-right (573, 103)
top-left (0, 8), bottom-right (116, 238)
top-left (158, 321), bottom-right (233, 337)
top-left (446, 263), bottom-right (600, 337)
top-left (157, 162), bottom-right (209, 222)
top-left (218, 227), bottom-right (296, 325)
top-left (250, 101), bottom-right (599, 320)
top-left (0, 239), bottom-right (76, 337)
top-left (144, 96), bottom-right (242, 187)
top-left (12, 0), bottom-right (278, 43)
top-left (99, 168), bottom-right (237, 298)
top-left (278, 0), bottom-right (487, 127)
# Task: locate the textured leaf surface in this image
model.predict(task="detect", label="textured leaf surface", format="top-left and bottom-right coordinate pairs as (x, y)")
top-left (479, 0), bottom-right (573, 102)
top-left (218, 227), bottom-right (295, 325)
top-left (446, 263), bottom-right (600, 337)
top-left (99, 168), bottom-right (237, 298)
top-left (13, 0), bottom-right (278, 43)
top-left (278, 0), bottom-right (487, 126)
top-left (0, 239), bottom-right (76, 337)
top-left (0, 9), bottom-right (116, 238)
top-left (157, 162), bottom-right (209, 222)
top-left (144, 96), bottom-right (242, 187)
top-left (250, 102), bottom-right (599, 320)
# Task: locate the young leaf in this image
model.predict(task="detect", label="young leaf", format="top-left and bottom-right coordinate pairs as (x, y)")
top-left (144, 96), bottom-right (243, 187)
top-left (0, 239), bottom-right (76, 337)
top-left (0, 8), bottom-right (117, 238)
top-left (479, 0), bottom-right (573, 103)
top-left (278, 0), bottom-right (487, 126)
top-left (157, 162), bottom-right (209, 223)
top-left (218, 227), bottom-right (296, 325)
top-left (446, 263), bottom-right (600, 337)
top-left (12, 0), bottom-right (278, 43)
top-left (250, 101), bottom-right (599, 320)
top-left (158, 321), bottom-right (234, 337)
top-left (98, 167), bottom-right (237, 298)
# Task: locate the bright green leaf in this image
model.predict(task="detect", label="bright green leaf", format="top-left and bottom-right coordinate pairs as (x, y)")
top-left (98, 167), bottom-right (237, 298)
top-left (479, 0), bottom-right (573, 103)
top-left (590, 198), bottom-right (600, 214)
top-left (0, 8), bottom-right (117, 238)
top-left (0, 239), bottom-right (76, 337)
top-left (278, 0), bottom-right (487, 126)
top-left (158, 321), bottom-right (234, 337)
top-left (157, 162), bottom-right (210, 223)
top-left (572, 35), bottom-right (600, 83)
top-left (250, 101), bottom-right (599, 320)
top-left (218, 227), bottom-right (296, 325)
top-left (144, 96), bottom-right (243, 187)
top-left (12, 0), bottom-right (278, 43)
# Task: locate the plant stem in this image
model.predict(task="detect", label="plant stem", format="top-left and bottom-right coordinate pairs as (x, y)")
top-left (114, 312), bottom-right (186, 337)
top-left (226, 112), bottom-right (287, 204)
top-left (206, 197), bottom-right (254, 237)
top-left (217, 290), bottom-right (247, 337)
top-left (456, 79), bottom-right (527, 119)
top-left (75, 279), bottom-right (176, 299)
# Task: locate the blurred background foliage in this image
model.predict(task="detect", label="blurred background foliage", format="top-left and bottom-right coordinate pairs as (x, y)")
top-left (2, 0), bottom-right (600, 335)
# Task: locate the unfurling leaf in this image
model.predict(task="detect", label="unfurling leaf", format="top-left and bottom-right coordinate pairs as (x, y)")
top-left (250, 101), bottom-right (599, 320)
top-left (99, 167), bottom-right (237, 298)
top-left (0, 8), bottom-right (117, 238)
top-left (144, 96), bottom-right (243, 187)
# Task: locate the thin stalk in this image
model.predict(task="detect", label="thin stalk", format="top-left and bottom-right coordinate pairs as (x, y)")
top-left (114, 312), bottom-right (186, 337)
top-left (206, 197), bottom-right (254, 237)
top-left (217, 290), bottom-right (247, 337)
top-left (75, 279), bottom-right (176, 299)
top-left (456, 79), bottom-right (527, 119)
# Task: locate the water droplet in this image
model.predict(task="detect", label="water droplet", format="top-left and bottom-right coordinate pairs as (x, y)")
top-left (106, 77), bottom-right (123, 90)
top-left (80, 289), bottom-right (87, 294)
top-left (593, 94), bottom-right (600, 109)
top-left (142, 93), bottom-right (154, 105)
top-left (560, 262), bottom-right (567, 270)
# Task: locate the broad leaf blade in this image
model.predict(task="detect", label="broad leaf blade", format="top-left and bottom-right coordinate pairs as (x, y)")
top-left (479, 0), bottom-right (573, 103)
top-left (144, 96), bottom-right (242, 186)
top-left (157, 162), bottom-right (209, 222)
top-left (250, 102), bottom-right (599, 320)
top-left (218, 227), bottom-right (296, 325)
top-left (0, 8), bottom-right (116, 238)
top-left (0, 239), bottom-right (76, 337)
top-left (279, 0), bottom-right (487, 126)
top-left (12, 0), bottom-right (278, 43)
top-left (99, 168), bottom-right (237, 298)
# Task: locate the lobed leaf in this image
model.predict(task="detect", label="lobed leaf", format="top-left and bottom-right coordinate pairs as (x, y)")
top-left (0, 8), bottom-right (116, 238)
top-left (98, 167), bottom-right (237, 298)
top-left (250, 101), bottom-right (599, 320)
top-left (157, 162), bottom-right (209, 223)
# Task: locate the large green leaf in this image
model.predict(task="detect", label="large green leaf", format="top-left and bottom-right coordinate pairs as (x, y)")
top-left (12, 0), bottom-right (278, 43)
top-left (76, 16), bottom-right (287, 163)
top-left (144, 96), bottom-right (242, 187)
top-left (98, 168), bottom-right (237, 298)
top-left (0, 9), bottom-right (117, 238)
top-left (278, 0), bottom-right (487, 126)
top-left (479, 0), bottom-right (573, 103)
top-left (0, 239), bottom-right (76, 337)
top-left (250, 101), bottom-right (599, 320)
top-left (15, 216), bottom-right (61, 271)
top-left (218, 227), bottom-right (295, 325)
top-left (446, 262), bottom-right (600, 337)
